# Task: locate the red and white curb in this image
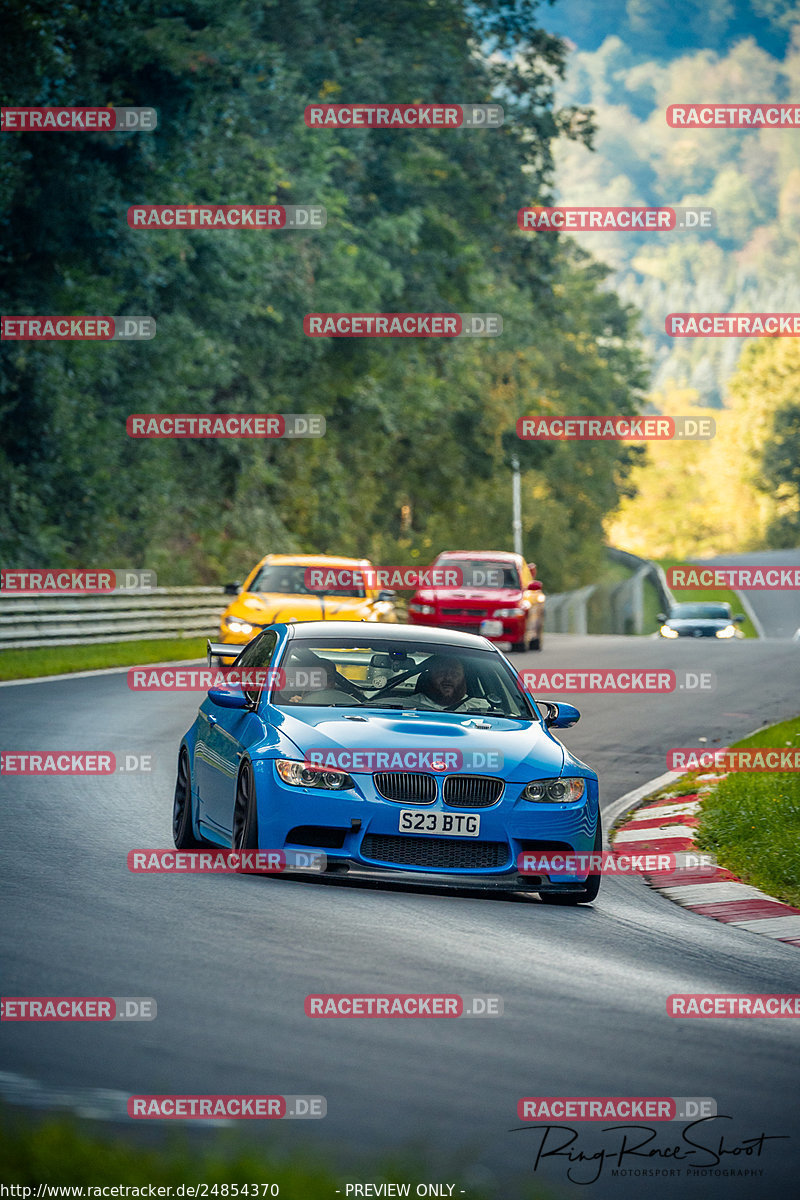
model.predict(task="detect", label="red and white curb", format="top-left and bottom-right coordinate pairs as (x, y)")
top-left (611, 773), bottom-right (800, 947)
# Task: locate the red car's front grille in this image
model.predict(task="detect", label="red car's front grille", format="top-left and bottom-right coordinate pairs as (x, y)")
top-left (440, 607), bottom-right (489, 617)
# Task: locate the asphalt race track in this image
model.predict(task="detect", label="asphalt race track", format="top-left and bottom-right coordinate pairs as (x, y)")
top-left (2, 631), bottom-right (800, 1198)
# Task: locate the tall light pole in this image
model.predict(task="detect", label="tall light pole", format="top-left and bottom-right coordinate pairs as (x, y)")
top-left (511, 455), bottom-right (522, 556)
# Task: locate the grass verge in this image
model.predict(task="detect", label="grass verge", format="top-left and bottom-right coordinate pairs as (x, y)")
top-left (0, 1111), bottom-right (553, 1199)
top-left (0, 638), bottom-right (208, 682)
top-left (694, 715), bottom-right (800, 908)
top-left (0, 1113), bottom-right (346, 1194)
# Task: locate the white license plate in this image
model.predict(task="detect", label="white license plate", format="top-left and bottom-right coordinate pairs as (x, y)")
top-left (479, 619), bottom-right (503, 637)
top-left (398, 809), bottom-right (480, 837)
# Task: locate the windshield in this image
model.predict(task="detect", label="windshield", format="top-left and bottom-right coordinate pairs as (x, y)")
top-left (271, 637), bottom-right (534, 718)
top-left (669, 603), bottom-right (731, 620)
top-left (436, 559), bottom-right (521, 589)
top-left (249, 564), bottom-right (366, 598)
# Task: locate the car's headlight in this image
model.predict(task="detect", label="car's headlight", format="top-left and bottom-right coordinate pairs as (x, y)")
top-left (522, 777), bottom-right (586, 803)
top-left (715, 625), bottom-right (736, 639)
top-left (660, 625), bottom-right (679, 638)
top-left (222, 616), bottom-right (254, 635)
top-left (409, 603), bottom-right (435, 615)
top-left (275, 759), bottom-right (354, 790)
top-left (494, 607), bottom-right (525, 618)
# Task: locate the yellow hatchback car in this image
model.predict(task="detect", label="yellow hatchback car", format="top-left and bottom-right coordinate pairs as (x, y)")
top-left (218, 554), bottom-right (398, 650)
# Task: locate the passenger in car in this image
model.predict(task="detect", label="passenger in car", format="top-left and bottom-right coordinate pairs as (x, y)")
top-left (276, 647), bottom-right (361, 704)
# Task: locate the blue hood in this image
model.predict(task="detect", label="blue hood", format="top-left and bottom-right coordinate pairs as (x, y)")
top-left (267, 706), bottom-right (568, 781)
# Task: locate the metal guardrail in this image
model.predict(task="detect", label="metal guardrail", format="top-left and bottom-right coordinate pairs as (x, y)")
top-left (545, 585), bottom-right (597, 636)
top-left (606, 547), bottom-right (674, 614)
top-left (545, 550), bottom-right (674, 636)
top-left (0, 588), bottom-right (226, 650)
top-left (0, 550), bottom-right (675, 650)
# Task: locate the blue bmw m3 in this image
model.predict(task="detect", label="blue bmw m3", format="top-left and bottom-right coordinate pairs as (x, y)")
top-left (173, 622), bottom-right (602, 904)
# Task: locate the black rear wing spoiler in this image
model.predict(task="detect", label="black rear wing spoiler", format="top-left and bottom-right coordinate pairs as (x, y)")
top-left (207, 640), bottom-right (236, 667)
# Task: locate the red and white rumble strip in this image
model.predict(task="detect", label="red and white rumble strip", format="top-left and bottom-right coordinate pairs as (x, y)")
top-left (612, 772), bottom-right (800, 947)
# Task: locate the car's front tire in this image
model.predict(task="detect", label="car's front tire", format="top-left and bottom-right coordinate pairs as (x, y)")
top-left (173, 747), bottom-right (206, 849)
top-left (232, 760), bottom-right (259, 850)
top-left (538, 815), bottom-right (602, 906)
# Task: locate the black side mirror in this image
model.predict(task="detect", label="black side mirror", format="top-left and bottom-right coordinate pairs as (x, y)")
top-left (733, 614), bottom-right (745, 623)
top-left (224, 581), bottom-right (242, 596)
top-left (377, 590), bottom-right (395, 602)
top-left (656, 612), bottom-right (667, 623)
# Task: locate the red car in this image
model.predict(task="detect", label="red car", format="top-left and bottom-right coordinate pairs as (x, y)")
top-left (407, 551), bottom-right (545, 651)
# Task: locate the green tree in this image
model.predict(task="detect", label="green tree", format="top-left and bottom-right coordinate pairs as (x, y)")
top-left (1, 0), bottom-right (645, 592)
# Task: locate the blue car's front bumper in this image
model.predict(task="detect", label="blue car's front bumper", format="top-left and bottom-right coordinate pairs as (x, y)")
top-left (251, 759), bottom-right (600, 891)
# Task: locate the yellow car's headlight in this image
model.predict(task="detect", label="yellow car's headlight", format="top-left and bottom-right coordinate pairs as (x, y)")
top-left (222, 616), bottom-right (254, 635)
